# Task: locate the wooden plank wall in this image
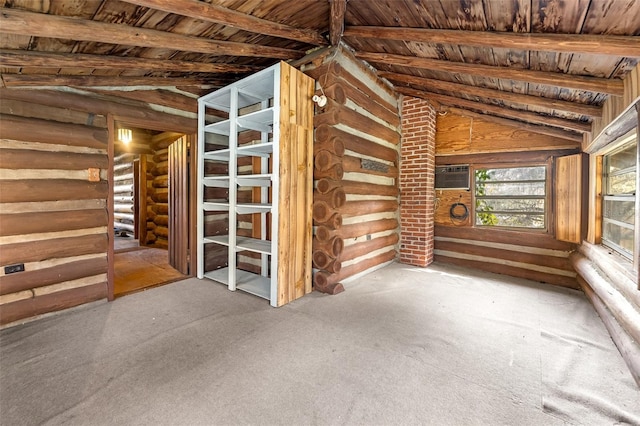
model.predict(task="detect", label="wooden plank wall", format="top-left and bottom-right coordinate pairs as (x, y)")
top-left (434, 112), bottom-right (581, 289)
top-left (276, 61), bottom-right (315, 306)
top-left (303, 46), bottom-right (401, 294)
top-left (589, 64), bottom-right (640, 146)
top-left (0, 105), bottom-right (109, 325)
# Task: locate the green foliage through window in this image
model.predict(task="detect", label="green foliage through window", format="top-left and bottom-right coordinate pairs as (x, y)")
top-left (474, 166), bottom-right (546, 229)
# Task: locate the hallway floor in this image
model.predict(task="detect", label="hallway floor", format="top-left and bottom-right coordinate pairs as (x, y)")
top-left (114, 247), bottom-right (187, 297)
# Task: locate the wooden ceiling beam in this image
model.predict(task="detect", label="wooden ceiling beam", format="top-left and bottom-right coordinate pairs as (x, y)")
top-left (345, 26), bottom-right (640, 58)
top-left (121, 0), bottom-right (327, 46)
top-left (0, 74), bottom-right (222, 88)
top-left (356, 52), bottom-right (624, 96)
top-left (379, 72), bottom-right (601, 118)
top-left (0, 88), bottom-right (196, 133)
top-left (329, 0), bottom-right (347, 46)
top-left (396, 86), bottom-right (590, 137)
top-left (0, 8), bottom-right (303, 60)
top-left (85, 89), bottom-right (198, 114)
top-left (0, 49), bottom-right (258, 74)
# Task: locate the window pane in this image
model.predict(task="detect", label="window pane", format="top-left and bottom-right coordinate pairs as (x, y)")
top-left (608, 143), bottom-right (637, 172)
top-left (603, 199), bottom-right (635, 225)
top-left (608, 170), bottom-right (636, 195)
top-left (476, 213), bottom-right (545, 228)
top-left (474, 166), bottom-right (547, 229)
top-left (477, 181), bottom-right (545, 196)
top-left (603, 222), bottom-right (634, 255)
top-left (481, 167), bottom-right (546, 181)
top-left (476, 198), bottom-right (545, 212)
top-left (602, 138), bottom-right (637, 260)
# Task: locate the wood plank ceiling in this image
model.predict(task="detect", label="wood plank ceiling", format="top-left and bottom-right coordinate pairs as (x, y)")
top-left (1, 0), bottom-right (639, 139)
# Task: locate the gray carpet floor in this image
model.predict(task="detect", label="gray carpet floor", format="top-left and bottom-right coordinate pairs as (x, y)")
top-left (1, 261), bottom-right (639, 425)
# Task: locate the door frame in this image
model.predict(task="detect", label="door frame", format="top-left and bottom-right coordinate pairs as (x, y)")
top-left (107, 114), bottom-right (197, 300)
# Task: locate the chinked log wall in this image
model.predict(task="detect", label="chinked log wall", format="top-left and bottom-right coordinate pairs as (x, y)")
top-left (0, 103), bottom-right (109, 325)
top-left (0, 87), bottom-right (196, 325)
top-left (303, 46), bottom-right (401, 294)
top-left (147, 132), bottom-right (182, 249)
top-left (113, 151), bottom-right (136, 236)
top-left (434, 112), bottom-right (581, 289)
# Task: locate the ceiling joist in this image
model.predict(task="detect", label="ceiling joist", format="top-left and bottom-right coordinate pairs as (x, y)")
top-left (0, 8), bottom-right (303, 60)
top-left (121, 0), bottom-right (327, 46)
top-left (395, 86), bottom-right (590, 136)
top-left (1, 75), bottom-right (220, 88)
top-left (356, 52), bottom-right (624, 96)
top-left (379, 72), bottom-right (601, 118)
top-left (0, 49), bottom-right (258, 74)
top-left (344, 26), bottom-right (640, 58)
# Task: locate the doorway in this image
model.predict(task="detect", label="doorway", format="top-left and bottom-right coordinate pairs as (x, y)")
top-left (109, 118), bottom-right (196, 298)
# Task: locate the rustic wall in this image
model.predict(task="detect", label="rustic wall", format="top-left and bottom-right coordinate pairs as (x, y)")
top-left (0, 100), bottom-right (109, 325)
top-left (575, 63), bottom-right (640, 384)
top-left (303, 46), bottom-right (401, 294)
top-left (113, 151), bottom-right (136, 237)
top-left (398, 96), bottom-right (436, 267)
top-left (434, 112), bottom-right (581, 288)
top-left (0, 87), bottom-right (196, 325)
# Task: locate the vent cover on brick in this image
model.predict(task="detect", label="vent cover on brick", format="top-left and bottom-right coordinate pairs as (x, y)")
top-left (435, 165), bottom-right (470, 190)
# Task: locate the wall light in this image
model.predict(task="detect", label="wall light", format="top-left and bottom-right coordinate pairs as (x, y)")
top-left (117, 128), bottom-right (132, 145)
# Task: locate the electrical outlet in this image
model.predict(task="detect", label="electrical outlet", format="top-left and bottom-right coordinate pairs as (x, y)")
top-left (4, 263), bottom-right (25, 274)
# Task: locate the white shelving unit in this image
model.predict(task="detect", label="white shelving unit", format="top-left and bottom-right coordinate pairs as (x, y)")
top-left (197, 62), bottom-right (314, 307)
top-left (197, 64), bottom-right (279, 306)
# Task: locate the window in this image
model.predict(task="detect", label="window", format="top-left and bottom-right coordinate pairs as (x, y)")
top-left (603, 138), bottom-right (636, 260)
top-left (474, 166), bottom-right (546, 229)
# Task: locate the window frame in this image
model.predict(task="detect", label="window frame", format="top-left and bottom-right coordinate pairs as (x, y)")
top-left (601, 135), bottom-right (637, 261)
top-left (472, 160), bottom-right (551, 233)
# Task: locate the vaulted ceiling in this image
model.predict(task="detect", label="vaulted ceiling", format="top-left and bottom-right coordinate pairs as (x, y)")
top-left (1, 0), bottom-right (639, 140)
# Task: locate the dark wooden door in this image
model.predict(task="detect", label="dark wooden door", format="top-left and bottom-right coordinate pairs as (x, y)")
top-left (168, 136), bottom-right (190, 274)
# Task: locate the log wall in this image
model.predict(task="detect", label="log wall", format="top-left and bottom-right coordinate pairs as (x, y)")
top-left (0, 105), bottom-right (109, 325)
top-left (0, 86), bottom-right (196, 325)
top-left (434, 112), bottom-right (581, 289)
top-left (113, 151), bottom-right (136, 237)
top-left (575, 65), bottom-right (640, 384)
top-left (303, 46), bottom-right (401, 294)
top-left (145, 132), bottom-right (182, 249)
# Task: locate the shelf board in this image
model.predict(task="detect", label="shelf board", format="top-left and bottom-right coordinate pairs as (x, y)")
top-left (237, 142), bottom-right (273, 158)
top-left (203, 267), bottom-right (230, 286)
top-left (236, 203), bottom-right (271, 214)
top-left (203, 235), bottom-right (230, 246)
top-left (237, 107), bottom-right (274, 133)
top-left (236, 236), bottom-right (272, 254)
top-left (204, 120), bottom-right (231, 136)
top-left (199, 88), bottom-right (232, 112)
top-left (236, 270), bottom-right (270, 300)
top-left (203, 201), bottom-right (230, 211)
top-left (203, 177), bottom-right (230, 188)
top-left (237, 174), bottom-right (272, 187)
top-left (203, 149), bottom-right (231, 161)
top-left (236, 70), bottom-right (275, 108)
